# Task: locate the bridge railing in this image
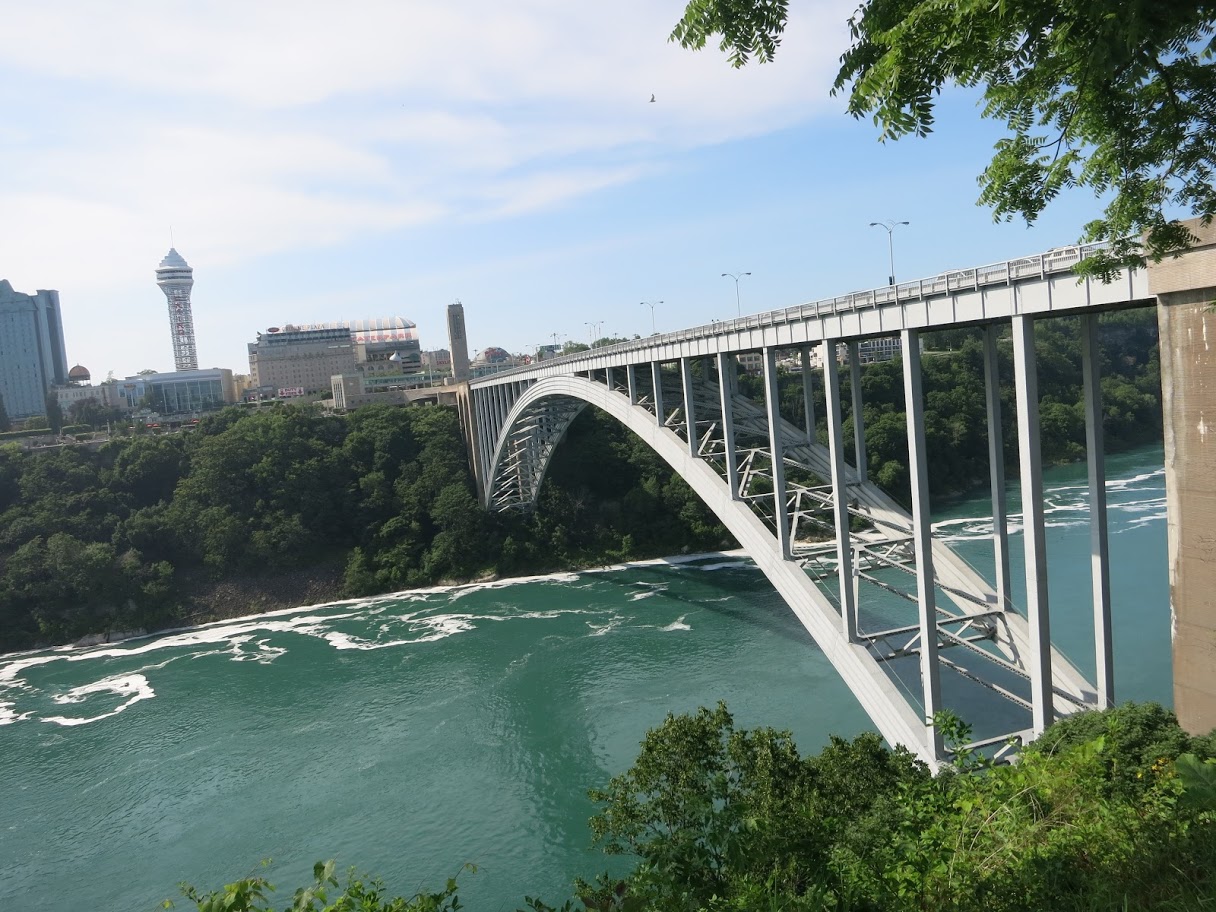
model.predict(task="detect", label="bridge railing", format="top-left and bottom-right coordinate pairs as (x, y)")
top-left (475, 242), bottom-right (1107, 385)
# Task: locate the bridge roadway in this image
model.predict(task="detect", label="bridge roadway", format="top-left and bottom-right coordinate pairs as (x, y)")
top-left (457, 243), bottom-right (1154, 766)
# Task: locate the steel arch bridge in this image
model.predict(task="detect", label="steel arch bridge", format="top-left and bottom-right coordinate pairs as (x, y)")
top-left (458, 243), bottom-right (1152, 766)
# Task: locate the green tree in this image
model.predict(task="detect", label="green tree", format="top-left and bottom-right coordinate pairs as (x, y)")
top-left (671, 0), bottom-right (1216, 274)
top-left (44, 393), bottom-right (63, 434)
top-left (69, 397), bottom-right (122, 430)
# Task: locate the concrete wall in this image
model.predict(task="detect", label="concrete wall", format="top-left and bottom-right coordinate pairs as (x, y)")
top-left (1151, 217), bottom-right (1216, 735)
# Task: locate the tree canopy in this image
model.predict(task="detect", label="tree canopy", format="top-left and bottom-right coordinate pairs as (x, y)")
top-left (671, 0), bottom-right (1216, 276)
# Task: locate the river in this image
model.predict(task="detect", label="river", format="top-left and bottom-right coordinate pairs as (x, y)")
top-left (0, 445), bottom-right (1169, 911)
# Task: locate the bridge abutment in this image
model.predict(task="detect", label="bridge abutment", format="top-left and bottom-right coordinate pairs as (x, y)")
top-left (1152, 219), bottom-right (1216, 735)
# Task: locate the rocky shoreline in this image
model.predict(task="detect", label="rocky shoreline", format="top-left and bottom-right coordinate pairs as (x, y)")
top-left (175, 564), bottom-right (349, 627)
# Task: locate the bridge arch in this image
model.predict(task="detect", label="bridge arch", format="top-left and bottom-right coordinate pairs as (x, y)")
top-left (484, 375), bottom-right (938, 761)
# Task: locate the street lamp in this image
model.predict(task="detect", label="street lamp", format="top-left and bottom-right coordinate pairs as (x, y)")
top-left (640, 300), bottom-right (662, 334)
top-left (720, 272), bottom-right (751, 317)
top-left (585, 320), bottom-right (603, 348)
top-left (868, 220), bottom-right (909, 286)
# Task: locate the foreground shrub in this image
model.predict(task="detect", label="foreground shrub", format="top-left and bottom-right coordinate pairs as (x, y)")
top-left (179, 703), bottom-right (1216, 912)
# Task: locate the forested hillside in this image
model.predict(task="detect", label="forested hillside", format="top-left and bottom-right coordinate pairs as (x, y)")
top-left (0, 310), bottom-right (1161, 653)
top-left (0, 403), bottom-right (726, 652)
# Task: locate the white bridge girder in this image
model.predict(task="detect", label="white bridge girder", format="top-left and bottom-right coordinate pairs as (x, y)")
top-left (474, 371), bottom-right (1096, 767)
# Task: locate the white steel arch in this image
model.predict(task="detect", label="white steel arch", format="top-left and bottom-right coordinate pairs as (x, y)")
top-left (481, 374), bottom-right (1095, 767)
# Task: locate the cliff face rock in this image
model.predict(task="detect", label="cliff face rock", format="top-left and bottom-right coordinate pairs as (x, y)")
top-left (178, 565), bottom-right (347, 626)
top-left (73, 628), bottom-right (148, 648)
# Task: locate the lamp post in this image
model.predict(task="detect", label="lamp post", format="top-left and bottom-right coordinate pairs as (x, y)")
top-left (585, 320), bottom-right (603, 348)
top-left (640, 300), bottom-right (662, 335)
top-left (868, 220), bottom-right (909, 286)
top-left (720, 272), bottom-right (751, 317)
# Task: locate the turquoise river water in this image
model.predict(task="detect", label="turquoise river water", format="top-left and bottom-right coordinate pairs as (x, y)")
top-left (0, 446), bottom-right (1169, 911)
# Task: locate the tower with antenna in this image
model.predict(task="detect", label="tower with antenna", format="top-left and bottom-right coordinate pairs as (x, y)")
top-left (156, 248), bottom-right (198, 371)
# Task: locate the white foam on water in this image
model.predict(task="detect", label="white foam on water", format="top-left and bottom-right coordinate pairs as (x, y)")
top-left (446, 572), bottom-right (584, 601)
top-left (323, 613), bottom-right (478, 650)
top-left (228, 636), bottom-right (288, 664)
top-left (1106, 468), bottom-right (1165, 491)
top-left (629, 590), bottom-right (663, 601)
top-left (323, 632), bottom-right (414, 651)
top-left (0, 701), bottom-right (32, 725)
top-left (40, 673), bottom-right (155, 726)
top-left (587, 616), bottom-right (624, 637)
top-left (1044, 519), bottom-right (1089, 530)
top-left (1109, 497), bottom-right (1166, 514)
top-left (557, 550), bottom-right (751, 579)
top-left (659, 616), bottom-right (691, 632)
top-left (1116, 511), bottom-right (1167, 532)
top-left (0, 655), bottom-right (61, 684)
top-left (697, 561), bottom-right (751, 572)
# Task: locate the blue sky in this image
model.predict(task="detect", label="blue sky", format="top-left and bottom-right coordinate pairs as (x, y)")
top-left (1, 0), bottom-right (1110, 378)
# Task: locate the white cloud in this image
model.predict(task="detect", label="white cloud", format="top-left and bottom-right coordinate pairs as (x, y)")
top-left (0, 0), bottom-right (858, 372)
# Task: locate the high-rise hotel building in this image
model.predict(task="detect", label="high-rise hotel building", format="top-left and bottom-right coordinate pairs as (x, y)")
top-left (156, 248), bottom-right (198, 371)
top-left (248, 318), bottom-right (421, 395)
top-left (0, 280), bottom-right (68, 418)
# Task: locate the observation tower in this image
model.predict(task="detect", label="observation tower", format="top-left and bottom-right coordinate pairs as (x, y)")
top-left (156, 248), bottom-right (198, 370)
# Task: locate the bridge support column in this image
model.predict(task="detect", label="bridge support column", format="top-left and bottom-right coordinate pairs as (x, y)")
top-left (983, 325), bottom-right (1012, 612)
top-left (627, 365), bottom-right (638, 405)
top-left (475, 390), bottom-right (493, 483)
top-left (651, 362), bottom-right (665, 427)
top-left (1149, 220), bottom-right (1216, 733)
top-left (824, 340), bottom-right (858, 640)
top-left (1012, 314), bottom-right (1054, 734)
top-left (1081, 313), bottom-right (1114, 708)
top-left (716, 352), bottom-right (740, 499)
top-left (902, 328), bottom-right (944, 758)
top-left (494, 386), bottom-right (507, 435)
top-left (848, 341), bottom-right (868, 482)
top-left (763, 347), bottom-right (792, 558)
top-left (681, 357), bottom-right (698, 457)
top-left (606, 366), bottom-right (615, 393)
top-left (800, 345), bottom-right (817, 446)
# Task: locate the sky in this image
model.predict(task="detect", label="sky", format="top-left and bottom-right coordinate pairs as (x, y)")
top-left (1, 0), bottom-right (1112, 378)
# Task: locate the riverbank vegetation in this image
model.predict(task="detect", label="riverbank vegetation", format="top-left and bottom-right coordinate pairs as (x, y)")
top-left (0, 311), bottom-right (1159, 652)
top-left (175, 701), bottom-right (1216, 911)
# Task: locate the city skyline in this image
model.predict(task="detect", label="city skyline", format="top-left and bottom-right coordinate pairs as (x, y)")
top-left (2, 2), bottom-right (1132, 379)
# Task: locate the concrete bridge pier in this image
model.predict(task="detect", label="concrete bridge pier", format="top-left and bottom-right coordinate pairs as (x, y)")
top-left (1152, 218), bottom-right (1216, 735)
